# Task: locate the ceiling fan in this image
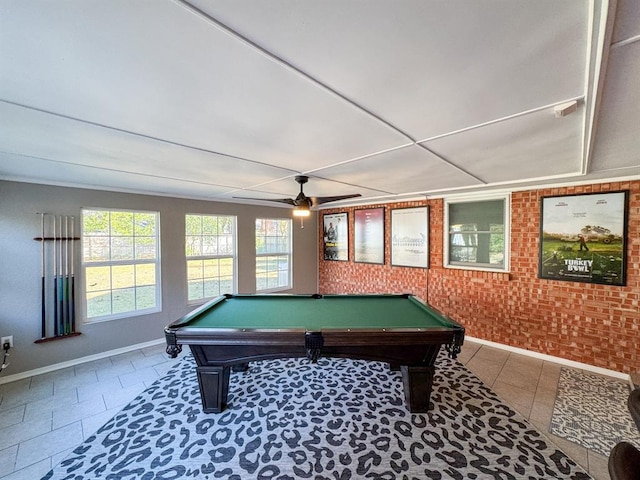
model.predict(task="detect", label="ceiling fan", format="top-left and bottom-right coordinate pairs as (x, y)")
top-left (235, 175), bottom-right (361, 217)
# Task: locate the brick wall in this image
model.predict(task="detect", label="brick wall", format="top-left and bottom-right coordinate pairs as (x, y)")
top-left (318, 181), bottom-right (640, 373)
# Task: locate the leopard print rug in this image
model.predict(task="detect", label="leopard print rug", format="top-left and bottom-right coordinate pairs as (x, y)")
top-left (43, 354), bottom-right (590, 479)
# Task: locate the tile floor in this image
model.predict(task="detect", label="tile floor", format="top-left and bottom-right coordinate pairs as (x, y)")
top-left (0, 340), bottom-right (616, 480)
top-left (459, 341), bottom-right (611, 480)
top-left (0, 343), bottom-right (180, 480)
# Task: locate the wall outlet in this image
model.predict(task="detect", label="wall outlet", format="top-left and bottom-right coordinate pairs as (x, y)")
top-left (1, 336), bottom-right (13, 349)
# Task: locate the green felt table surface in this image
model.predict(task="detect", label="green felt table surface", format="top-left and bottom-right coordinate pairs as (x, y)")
top-left (180, 294), bottom-right (456, 331)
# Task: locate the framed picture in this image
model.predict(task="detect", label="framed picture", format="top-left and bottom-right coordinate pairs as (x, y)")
top-left (354, 207), bottom-right (385, 264)
top-left (323, 213), bottom-right (349, 261)
top-left (391, 206), bottom-right (429, 268)
top-left (539, 191), bottom-right (628, 285)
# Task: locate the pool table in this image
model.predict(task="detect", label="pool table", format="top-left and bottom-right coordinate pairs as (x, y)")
top-left (165, 293), bottom-right (464, 414)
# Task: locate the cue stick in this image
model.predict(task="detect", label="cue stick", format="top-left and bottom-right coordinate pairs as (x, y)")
top-left (39, 212), bottom-right (46, 338)
top-left (70, 216), bottom-right (75, 333)
top-left (53, 214), bottom-right (58, 336)
top-left (58, 215), bottom-right (64, 336)
top-left (64, 215), bottom-right (70, 334)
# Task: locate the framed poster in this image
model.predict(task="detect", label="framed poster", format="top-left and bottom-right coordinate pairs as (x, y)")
top-left (539, 191), bottom-right (628, 285)
top-left (323, 213), bottom-right (348, 261)
top-left (391, 206), bottom-right (429, 268)
top-left (354, 207), bottom-right (385, 264)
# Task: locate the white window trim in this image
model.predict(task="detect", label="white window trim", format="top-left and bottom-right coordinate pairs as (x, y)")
top-left (82, 208), bottom-right (162, 324)
top-left (443, 193), bottom-right (511, 272)
top-left (255, 218), bottom-right (293, 293)
top-left (185, 214), bottom-right (238, 305)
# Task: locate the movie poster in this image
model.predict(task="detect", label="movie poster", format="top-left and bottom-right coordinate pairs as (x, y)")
top-left (539, 191), bottom-right (628, 285)
top-left (323, 213), bottom-right (348, 261)
top-left (391, 207), bottom-right (429, 268)
top-left (354, 208), bottom-right (385, 264)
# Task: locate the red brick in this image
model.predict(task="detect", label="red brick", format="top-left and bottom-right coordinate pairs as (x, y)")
top-left (319, 181), bottom-right (640, 374)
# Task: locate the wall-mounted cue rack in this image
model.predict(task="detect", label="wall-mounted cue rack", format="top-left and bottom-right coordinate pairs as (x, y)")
top-left (33, 213), bottom-right (82, 343)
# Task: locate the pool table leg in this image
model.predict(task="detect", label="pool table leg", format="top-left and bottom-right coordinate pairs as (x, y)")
top-left (401, 365), bottom-right (435, 413)
top-left (196, 365), bottom-right (231, 413)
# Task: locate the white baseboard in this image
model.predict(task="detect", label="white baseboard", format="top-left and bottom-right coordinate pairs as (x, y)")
top-left (466, 336), bottom-right (630, 382)
top-left (0, 338), bottom-right (166, 385)
top-left (0, 335), bottom-right (631, 386)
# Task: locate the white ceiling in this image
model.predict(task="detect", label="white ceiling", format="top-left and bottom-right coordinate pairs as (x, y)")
top-left (0, 0), bottom-right (638, 209)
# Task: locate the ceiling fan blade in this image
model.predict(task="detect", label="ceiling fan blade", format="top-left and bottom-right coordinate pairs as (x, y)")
top-left (234, 177), bottom-right (361, 209)
top-left (312, 194), bottom-right (362, 206)
top-left (233, 196), bottom-right (296, 206)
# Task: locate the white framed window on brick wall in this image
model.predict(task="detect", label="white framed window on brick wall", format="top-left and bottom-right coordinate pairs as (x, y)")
top-left (444, 194), bottom-right (510, 271)
top-left (255, 218), bottom-right (292, 292)
top-left (186, 214), bottom-right (237, 302)
top-left (82, 208), bottom-right (161, 322)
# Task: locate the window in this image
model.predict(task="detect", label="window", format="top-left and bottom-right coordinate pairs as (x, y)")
top-left (186, 214), bottom-right (236, 302)
top-left (82, 209), bottom-right (160, 321)
top-left (255, 218), bottom-right (292, 292)
top-left (445, 195), bottom-right (510, 271)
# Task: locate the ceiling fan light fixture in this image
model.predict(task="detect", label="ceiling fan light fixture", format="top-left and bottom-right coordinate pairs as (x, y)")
top-left (292, 204), bottom-right (311, 217)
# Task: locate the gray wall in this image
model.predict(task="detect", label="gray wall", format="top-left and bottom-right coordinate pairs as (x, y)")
top-left (0, 180), bottom-right (318, 376)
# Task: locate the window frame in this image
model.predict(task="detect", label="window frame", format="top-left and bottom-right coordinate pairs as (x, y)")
top-left (255, 217), bottom-right (293, 293)
top-left (443, 193), bottom-right (511, 272)
top-left (81, 207), bottom-right (161, 323)
top-left (185, 213), bottom-right (238, 304)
